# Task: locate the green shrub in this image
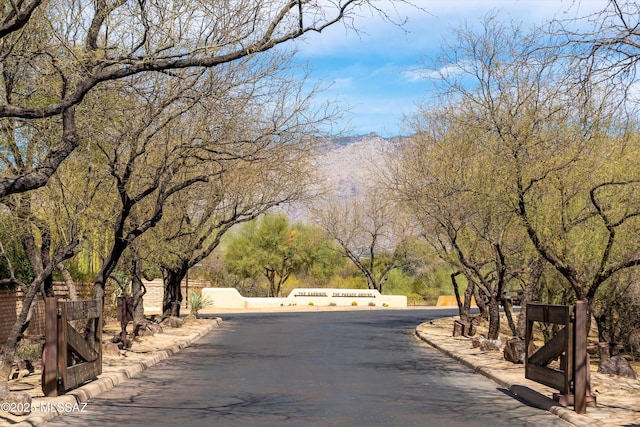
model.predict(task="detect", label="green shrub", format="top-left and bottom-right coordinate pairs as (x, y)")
top-left (351, 301), bottom-right (358, 306)
top-left (189, 291), bottom-right (213, 318)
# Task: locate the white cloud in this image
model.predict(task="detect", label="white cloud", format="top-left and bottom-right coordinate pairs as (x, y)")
top-left (401, 68), bottom-right (425, 82)
top-left (404, 60), bottom-right (470, 82)
top-left (294, 0), bottom-right (609, 137)
top-left (331, 77), bottom-right (354, 90)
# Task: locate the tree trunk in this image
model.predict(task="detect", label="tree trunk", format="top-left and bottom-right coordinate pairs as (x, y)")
top-left (516, 258), bottom-right (545, 338)
top-left (502, 298), bottom-right (518, 337)
top-left (0, 345), bottom-right (16, 395)
top-left (57, 263), bottom-right (78, 300)
top-left (265, 269), bottom-right (277, 297)
top-left (594, 310), bottom-right (613, 359)
top-left (474, 286), bottom-right (489, 320)
top-left (487, 299), bottom-right (501, 340)
top-left (131, 259), bottom-right (146, 323)
top-left (0, 277), bottom-right (42, 394)
top-left (276, 276), bottom-right (284, 298)
top-left (93, 238), bottom-right (129, 304)
top-left (162, 262), bottom-right (188, 318)
top-left (452, 272), bottom-right (476, 325)
top-left (451, 272), bottom-right (464, 317)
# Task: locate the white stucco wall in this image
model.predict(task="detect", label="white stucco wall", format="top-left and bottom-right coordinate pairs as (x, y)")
top-left (201, 287), bottom-right (407, 309)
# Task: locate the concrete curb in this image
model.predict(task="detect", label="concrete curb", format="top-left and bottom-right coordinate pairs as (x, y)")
top-left (13, 318), bottom-right (222, 427)
top-left (414, 326), bottom-right (595, 427)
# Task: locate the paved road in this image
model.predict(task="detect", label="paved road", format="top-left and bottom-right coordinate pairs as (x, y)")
top-left (45, 309), bottom-right (568, 426)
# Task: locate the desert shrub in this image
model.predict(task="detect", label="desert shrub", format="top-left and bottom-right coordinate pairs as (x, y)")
top-left (189, 291), bottom-right (213, 318)
top-left (16, 341), bottom-right (42, 362)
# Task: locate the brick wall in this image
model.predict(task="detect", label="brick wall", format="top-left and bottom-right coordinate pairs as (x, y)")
top-left (0, 291), bottom-right (21, 342)
top-left (0, 282), bottom-right (75, 342)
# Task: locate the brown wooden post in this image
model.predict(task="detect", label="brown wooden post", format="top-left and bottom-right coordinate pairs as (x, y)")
top-left (565, 303), bottom-right (573, 398)
top-left (524, 304), bottom-right (533, 377)
top-left (574, 300), bottom-right (588, 414)
top-left (43, 297), bottom-right (59, 397)
top-left (57, 300), bottom-right (68, 394)
top-left (95, 298), bottom-right (103, 377)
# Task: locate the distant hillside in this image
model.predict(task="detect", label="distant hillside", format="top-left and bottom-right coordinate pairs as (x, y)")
top-left (282, 133), bottom-right (404, 221)
top-left (331, 132), bottom-right (405, 148)
top-left (319, 133), bottom-right (394, 198)
top-left (331, 132), bottom-right (383, 147)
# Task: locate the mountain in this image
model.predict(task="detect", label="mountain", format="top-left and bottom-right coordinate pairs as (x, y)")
top-left (318, 133), bottom-right (397, 198)
top-left (282, 133), bottom-right (403, 221)
top-left (331, 132), bottom-right (383, 147)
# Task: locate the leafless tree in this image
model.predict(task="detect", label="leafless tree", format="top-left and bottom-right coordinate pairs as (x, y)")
top-left (313, 189), bottom-right (408, 293)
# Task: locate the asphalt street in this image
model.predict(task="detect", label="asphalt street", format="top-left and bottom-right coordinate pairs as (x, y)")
top-left (43, 309), bottom-right (569, 426)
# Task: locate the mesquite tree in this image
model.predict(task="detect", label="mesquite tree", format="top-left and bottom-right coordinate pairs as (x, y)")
top-left (0, 0), bottom-right (417, 402)
top-left (0, 0), bottom-right (408, 196)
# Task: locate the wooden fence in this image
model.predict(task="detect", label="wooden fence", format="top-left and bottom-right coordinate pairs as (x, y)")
top-left (42, 298), bottom-right (102, 397)
top-left (525, 301), bottom-right (596, 414)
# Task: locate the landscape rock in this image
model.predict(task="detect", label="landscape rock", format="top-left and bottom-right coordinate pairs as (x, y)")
top-left (160, 317), bottom-right (183, 328)
top-left (598, 355), bottom-right (638, 379)
top-left (9, 360), bottom-right (34, 380)
top-left (102, 342), bottom-right (121, 357)
top-left (16, 360), bottom-right (34, 373)
top-left (481, 339), bottom-right (503, 351)
top-left (453, 319), bottom-right (477, 337)
top-left (1, 391), bottom-right (31, 415)
top-left (134, 321), bottom-right (164, 337)
top-left (472, 336), bottom-right (503, 352)
top-left (503, 338), bottom-right (526, 364)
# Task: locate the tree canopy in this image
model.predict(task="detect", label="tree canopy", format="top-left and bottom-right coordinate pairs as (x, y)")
top-left (225, 214), bottom-right (340, 297)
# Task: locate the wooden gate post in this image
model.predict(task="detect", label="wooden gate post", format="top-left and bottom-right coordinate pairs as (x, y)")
top-left (525, 301), bottom-right (596, 413)
top-left (42, 297), bottom-right (59, 397)
top-left (574, 300), bottom-right (588, 415)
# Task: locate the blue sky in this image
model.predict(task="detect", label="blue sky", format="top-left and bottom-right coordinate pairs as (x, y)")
top-left (292, 0), bottom-right (604, 138)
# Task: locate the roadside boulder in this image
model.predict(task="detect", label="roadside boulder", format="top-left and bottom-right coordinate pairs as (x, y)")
top-left (134, 321), bottom-right (163, 337)
top-left (503, 338), bottom-right (526, 364)
top-left (0, 391), bottom-right (31, 415)
top-left (160, 316), bottom-right (183, 328)
top-left (598, 355), bottom-right (637, 379)
top-left (102, 342), bottom-right (121, 356)
top-left (10, 360), bottom-right (34, 380)
top-left (472, 335), bottom-right (503, 351)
